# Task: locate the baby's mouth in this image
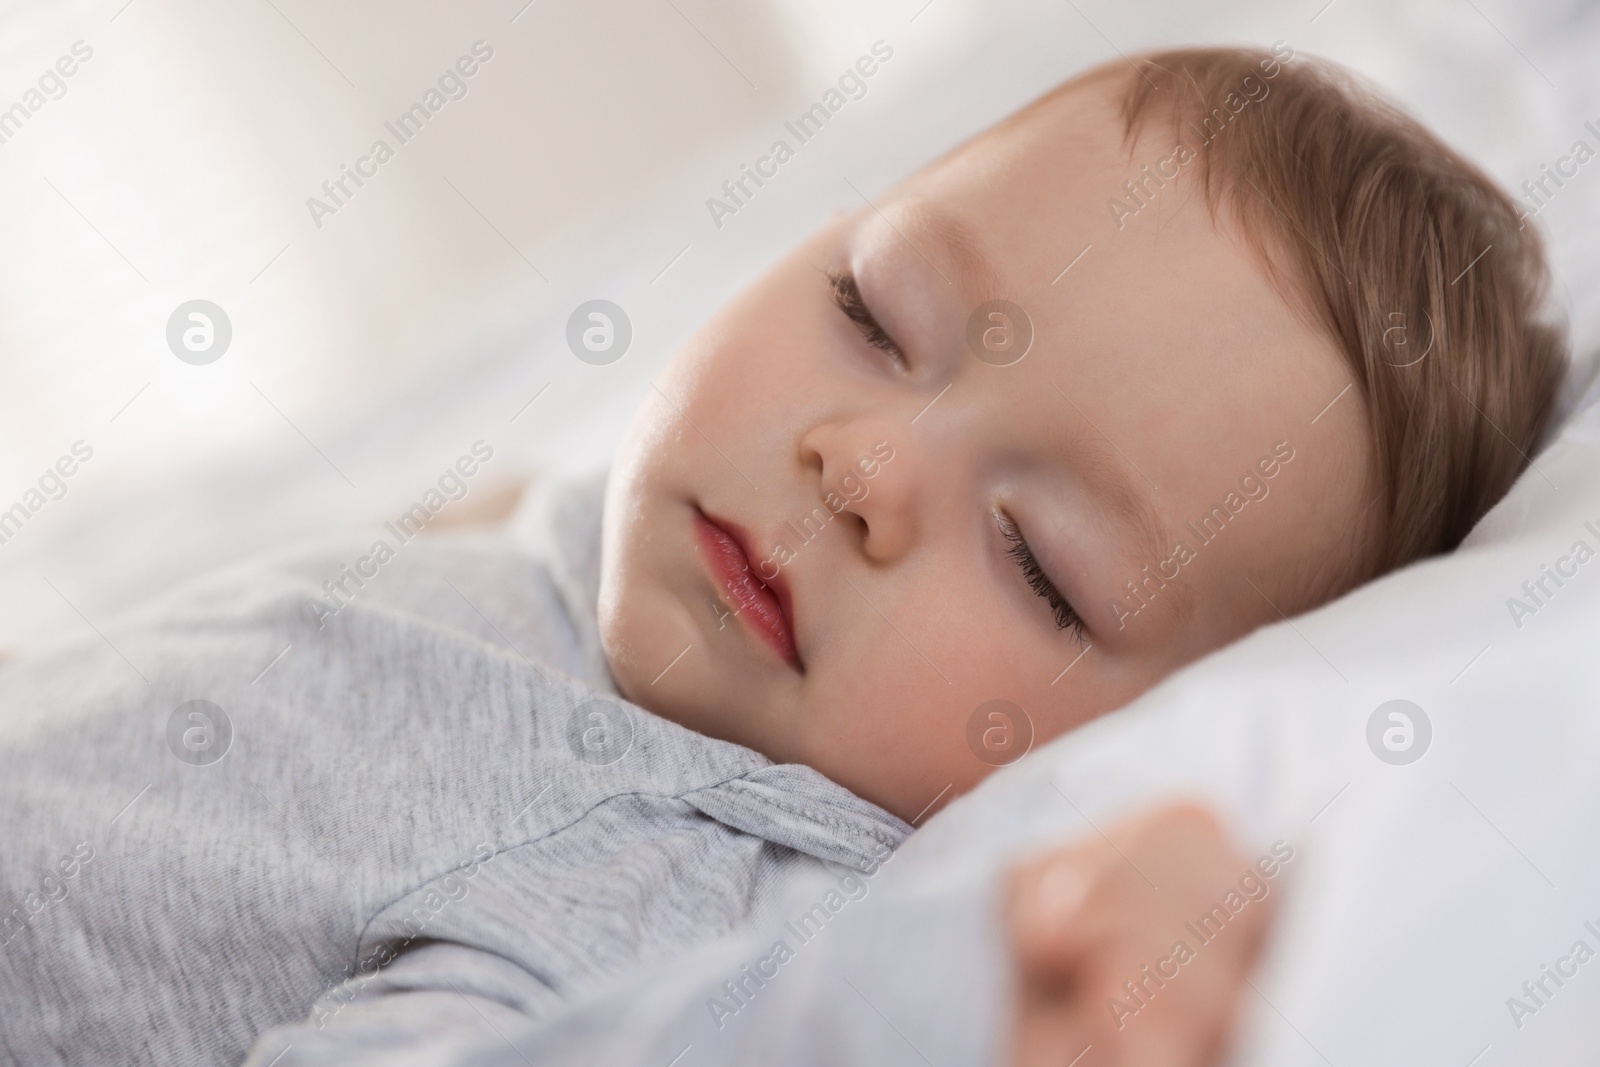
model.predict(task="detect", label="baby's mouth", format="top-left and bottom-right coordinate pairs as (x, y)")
top-left (693, 508), bottom-right (801, 671)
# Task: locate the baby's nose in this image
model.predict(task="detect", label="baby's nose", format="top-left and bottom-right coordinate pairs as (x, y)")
top-left (800, 422), bottom-right (914, 564)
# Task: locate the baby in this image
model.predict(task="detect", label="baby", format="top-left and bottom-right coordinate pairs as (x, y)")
top-left (596, 39), bottom-right (1563, 823)
top-left (0, 45), bottom-right (1563, 1067)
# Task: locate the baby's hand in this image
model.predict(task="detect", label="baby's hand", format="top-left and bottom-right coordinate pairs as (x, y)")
top-left (1005, 804), bottom-right (1273, 1067)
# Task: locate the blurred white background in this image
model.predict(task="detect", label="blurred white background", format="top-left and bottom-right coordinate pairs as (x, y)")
top-left (1, 0), bottom-right (1598, 653)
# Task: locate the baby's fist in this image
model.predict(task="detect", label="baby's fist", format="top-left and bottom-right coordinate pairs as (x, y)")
top-left (1005, 803), bottom-right (1274, 1067)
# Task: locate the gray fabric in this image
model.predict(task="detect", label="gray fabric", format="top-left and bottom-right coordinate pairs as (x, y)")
top-left (460, 860), bottom-right (1009, 1067)
top-left (0, 475), bottom-right (909, 1067)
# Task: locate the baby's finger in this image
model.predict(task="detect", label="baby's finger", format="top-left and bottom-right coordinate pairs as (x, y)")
top-left (1004, 842), bottom-right (1130, 979)
top-left (1080, 902), bottom-right (1272, 1067)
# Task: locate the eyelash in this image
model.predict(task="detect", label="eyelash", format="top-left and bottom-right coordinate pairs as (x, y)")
top-left (996, 512), bottom-right (1087, 641)
top-left (827, 269), bottom-right (908, 370)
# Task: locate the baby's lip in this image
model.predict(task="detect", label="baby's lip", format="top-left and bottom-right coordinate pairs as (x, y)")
top-left (694, 508), bottom-right (801, 671)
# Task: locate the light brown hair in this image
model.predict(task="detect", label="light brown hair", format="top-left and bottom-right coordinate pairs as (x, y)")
top-left (1110, 46), bottom-right (1568, 581)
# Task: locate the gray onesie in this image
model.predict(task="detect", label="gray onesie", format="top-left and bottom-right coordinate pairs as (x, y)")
top-left (0, 477), bottom-right (909, 1066)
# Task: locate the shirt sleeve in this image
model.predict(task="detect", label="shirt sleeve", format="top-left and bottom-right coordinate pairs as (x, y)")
top-left (240, 941), bottom-right (562, 1067)
top-left (239, 861), bottom-right (1010, 1067)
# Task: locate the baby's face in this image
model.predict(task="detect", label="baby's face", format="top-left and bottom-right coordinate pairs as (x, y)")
top-left (598, 82), bottom-right (1371, 822)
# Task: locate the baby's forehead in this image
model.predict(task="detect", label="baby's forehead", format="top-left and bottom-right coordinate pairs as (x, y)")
top-left (920, 76), bottom-right (1143, 198)
top-left (885, 90), bottom-right (1240, 297)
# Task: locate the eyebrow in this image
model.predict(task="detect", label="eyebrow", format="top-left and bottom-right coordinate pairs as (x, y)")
top-left (898, 200), bottom-right (1006, 299)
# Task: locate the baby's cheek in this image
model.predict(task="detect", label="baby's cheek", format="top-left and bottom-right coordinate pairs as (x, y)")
top-left (808, 612), bottom-right (1005, 817)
